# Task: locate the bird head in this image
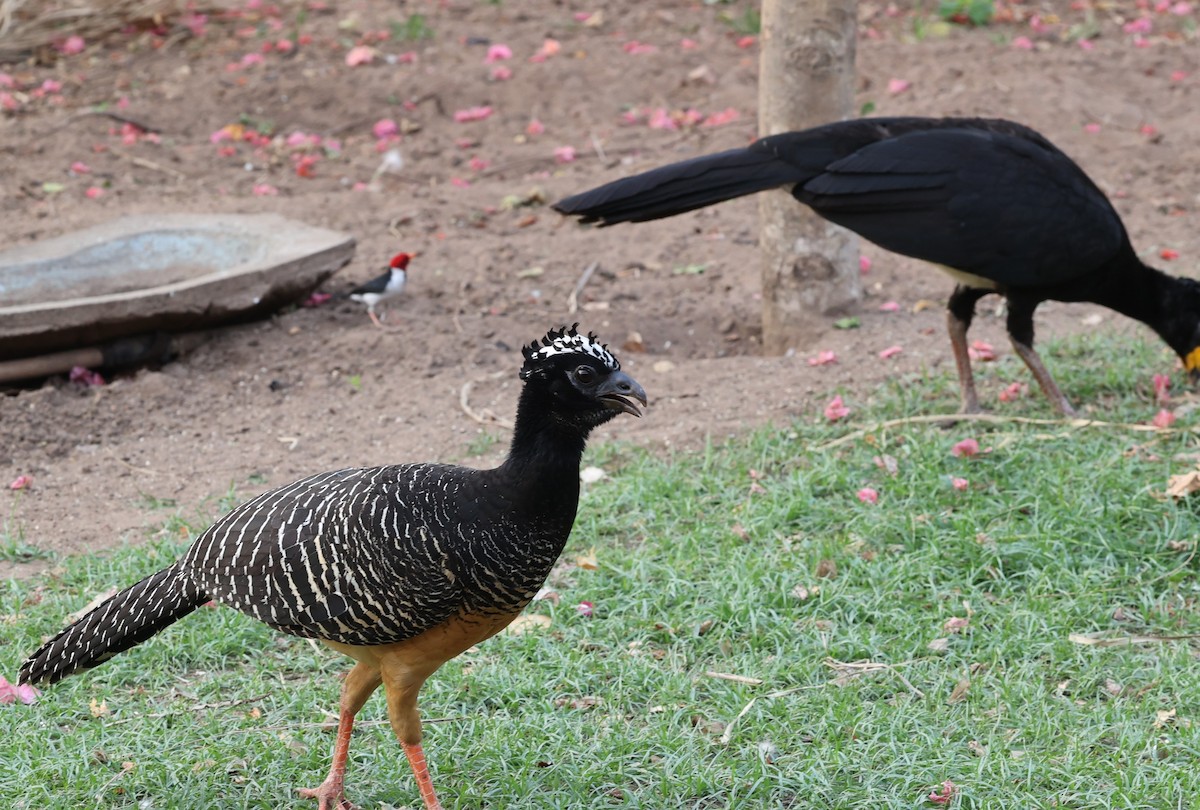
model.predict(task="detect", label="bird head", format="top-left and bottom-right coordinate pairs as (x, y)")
top-left (519, 324), bottom-right (647, 426)
top-left (1166, 278), bottom-right (1200, 385)
top-left (390, 252), bottom-right (413, 272)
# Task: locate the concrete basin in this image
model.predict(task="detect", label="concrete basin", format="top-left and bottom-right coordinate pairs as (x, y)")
top-left (0, 213), bottom-right (356, 360)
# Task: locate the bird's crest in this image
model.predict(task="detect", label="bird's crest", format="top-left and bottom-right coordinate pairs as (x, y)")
top-left (390, 253), bottom-right (412, 270)
top-left (520, 324), bottom-right (618, 380)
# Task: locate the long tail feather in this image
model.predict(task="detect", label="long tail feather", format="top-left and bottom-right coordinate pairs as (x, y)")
top-left (20, 562), bottom-right (208, 686)
top-left (553, 146), bottom-right (806, 225)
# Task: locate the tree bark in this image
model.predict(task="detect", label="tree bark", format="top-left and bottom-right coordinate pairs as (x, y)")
top-left (758, 0), bottom-right (859, 354)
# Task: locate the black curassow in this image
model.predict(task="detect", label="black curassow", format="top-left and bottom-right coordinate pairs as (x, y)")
top-left (20, 325), bottom-right (647, 810)
top-left (553, 116), bottom-right (1200, 414)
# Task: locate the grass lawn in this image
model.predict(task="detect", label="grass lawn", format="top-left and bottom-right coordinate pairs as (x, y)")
top-left (3, 334), bottom-right (1200, 809)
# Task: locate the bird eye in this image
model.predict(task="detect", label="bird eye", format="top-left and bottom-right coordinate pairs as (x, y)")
top-left (573, 365), bottom-right (596, 383)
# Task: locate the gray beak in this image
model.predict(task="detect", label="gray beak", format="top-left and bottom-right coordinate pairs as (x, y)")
top-left (596, 370), bottom-right (648, 417)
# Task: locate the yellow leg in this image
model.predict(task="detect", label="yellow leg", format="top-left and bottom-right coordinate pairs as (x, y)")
top-left (299, 662), bottom-right (382, 810)
top-left (382, 661), bottom-right (443, 810)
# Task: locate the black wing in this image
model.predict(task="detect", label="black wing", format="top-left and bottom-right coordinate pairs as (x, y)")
top-left (793, 126), bottom-right (1127, 287)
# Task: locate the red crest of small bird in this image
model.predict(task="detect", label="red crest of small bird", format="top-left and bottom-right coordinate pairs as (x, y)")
top-left (390, 253), bottom-right (412, 270)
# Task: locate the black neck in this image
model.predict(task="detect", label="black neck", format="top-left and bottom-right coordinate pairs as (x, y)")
top-left (1087, 246), bottom-right (1198, 358)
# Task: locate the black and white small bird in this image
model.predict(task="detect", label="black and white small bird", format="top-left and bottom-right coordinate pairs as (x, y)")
top-left (349, 252), bottom-right (411, 328)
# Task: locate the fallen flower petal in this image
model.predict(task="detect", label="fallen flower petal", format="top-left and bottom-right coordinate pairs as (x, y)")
top-left (998, 381), bottom-right (1027, 402)
top-left (951, 477), bottom-right (969, 491)
top-left (301, 291), bottom-right (332, 308)
top-left (526, 118), bottom-right (545, 136)
top-left (951, 438), bottom-right (980, 458)
top-left (887, 78), bottom-right (911, 95)
top-left (553, 145), bottom-right (577, 163)
top-left (70, 160), bottom-right (91, 174)
top-left (576, 601), bottom-right (594, 618)
top-left (484, 43), bottom-right (512, 63)
top-left (85, 186), bottom-right (105, 199)
top-left (859, 255), bottom-right (872, 273)
top-left (345, 45), bottom-right (376, 66)
top-left (16, 683), bottom-right (39, 704)
top-left (1160, 248), bottom-right (1180, 260)
top-left (490, 66), bottom-right (513, 81)
top-left (1152, 409), bottom-right (1176, 429)
top-left (944, 616), bottom-right (969, 633)
top-left (1153, 373), bottom-right (1171, 405)
top-left (454, 106), bottom-right (494, 123)
top-left (9, 475), bottom-right (32, 490)
top-left (372, 118), bottom-right (398, 140)
top-left (857, 487), bottom-right (879, 504)
top-left (808, 350), bottom-right (837, 366)
top-left (927, 780), bottom-right (957, 805)
top-left (878, 300), bottom-right (900, 312)
top-left (968, 341), bottom-right (996, 362)
top-left (878, 345), bottom-right (903, 360)
top-left (1011, 36), bottom-right (1034, 50)
top-left (252, 183), bottom-right (279, 196)
top-left (69, 366), bottom-right (105, 386)
top-left (824, 395), bottom-right (850, 421)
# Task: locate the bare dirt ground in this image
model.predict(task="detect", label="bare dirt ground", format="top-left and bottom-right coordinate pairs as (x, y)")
top-left (2, 0), bottom-right (1199, 579)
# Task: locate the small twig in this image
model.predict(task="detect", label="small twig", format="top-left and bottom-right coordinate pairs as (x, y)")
top-left (110, 147), bottom-right (190, 180)
top-left (105, 692), bottom-right (272, 725)
top-left (816, 412), bottom-right (1196, 452)
top-left (589, 132), bottom-right (607, 162)
top-left (704, 670), bottom-right (764, 686)
top-left (567, 261), bottom-right (599, 315)
top-left (718, 697), bottom-right (756, 746)
top-left (459, 370), bottom-right (514, 429)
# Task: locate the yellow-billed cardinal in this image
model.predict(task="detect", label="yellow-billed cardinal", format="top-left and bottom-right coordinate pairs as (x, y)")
top-left (349, 252), bottom-right (411, 328)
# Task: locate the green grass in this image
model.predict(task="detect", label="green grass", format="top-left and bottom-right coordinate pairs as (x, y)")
top-left (4, 334), bottom-right (1200, 808)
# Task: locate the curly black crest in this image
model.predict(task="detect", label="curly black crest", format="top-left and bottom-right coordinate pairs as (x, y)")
top-left (520, 324), bottom-right (619, 380)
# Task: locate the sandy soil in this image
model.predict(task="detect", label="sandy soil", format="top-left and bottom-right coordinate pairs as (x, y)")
top-left (2, 0), bottom-right (1198, 578)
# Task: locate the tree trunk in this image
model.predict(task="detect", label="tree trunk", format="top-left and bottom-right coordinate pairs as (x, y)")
top-left (758, 0), bottom-right (859, 354)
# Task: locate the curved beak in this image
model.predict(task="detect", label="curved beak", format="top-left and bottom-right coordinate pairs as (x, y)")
top-left (596, 370), bottom-right (648, 417)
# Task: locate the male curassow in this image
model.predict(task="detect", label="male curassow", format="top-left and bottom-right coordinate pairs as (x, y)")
top-left (19, 325), bottom-right (647, 810)
top-left (554, 116), bottom-right (1200, 414)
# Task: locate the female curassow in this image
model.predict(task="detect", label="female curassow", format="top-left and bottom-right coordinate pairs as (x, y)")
top-left (554, 116), bottom-right (1200, 414)
top-left (19, 324), bottom-right (647, 810)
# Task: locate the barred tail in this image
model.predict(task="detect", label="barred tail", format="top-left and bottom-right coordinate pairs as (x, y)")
top-left (19, 562), bottom-right (208, 686)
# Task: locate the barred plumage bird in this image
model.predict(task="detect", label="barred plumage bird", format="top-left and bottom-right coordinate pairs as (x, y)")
top-left (20, 324), bottom-right (647, 810)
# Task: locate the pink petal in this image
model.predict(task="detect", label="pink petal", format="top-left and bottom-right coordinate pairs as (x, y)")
top-left (449, 177), bottom-right (471, 188)
top-left (998, 382), bottom-right (1027, 402)
top-left (878, 345), bottom-right (903, 360)
top-left (484, 43), bottom-right (513, 63)
top-left (1171, 70), bottom-right (1189, 82)
top-left (1078, 39), bottom-right (1095, 50)
top-left (856, 487), bottom-right (879, 504)
top-left (576, 601), bottom-right (594, 618)
top-left (623, 40), bottom-right (658, 55)
top-left (252, 183), bottom-right (279, 196)
top-left (372, 118), bottom-right (398, 140)
top-left (84, 186), bottom-right (104, 199)
top-left (1152, 409), bottom-right (1176, 428)
top-left (345, 45), bottom-right (376, 67)
top-left (453, 106), bottom-right (494, 123)
top-left (15, 683), bottom-right (39, 704)
top-left (967, 341), bottom-right (996, 362)
top-left (951, 438), bottom-right (980, 458)
top-left (9, 474), bottom-right (32, 490)
top-left (301, 291), bottom-right (332, 308)
top-left (1160, 248), bottom-right (1180, 260)
top-left (468, 156), bottom-right (490, 171)
top-left (553, 145), bottom-right (577, 163)
top-left (69, 366), bottom-right (105, 386)
top-left (736, 35), bottom-right (757, 48)
top-left (0, 676), bottom-right (14, 704)
top-left (0, 72), bottom-right (16, 89)
top-left (70, 161), bottom-right (91, 174)
top-left (1172, 2), bottom-right (1193, 14)
top-left (1153, 373), bottom-right (1171, 405)
top-left (927, 780), bottom-right (957, 805)
top-left (951, 477), bottom-right (969, 491)
top-left (886, 78), bottom-right (911, 95)
top-left (647, 107), bottom-right (677, 131)
top-left (490, 66), bottom-right (513, 81)
top-left (1084, 122), bottom-right (1102, 134)
top-left (878, 300), bottom-right (900, 312)
top-left (58, 35), bottom-right (86, 55)
top-left (701, 107), bottom-right (740, 127)
top-left (240, 52), bottom-right (265, 67)
top-left (680, 38), bottom-right (698, 50)
top-left (824, 395), bottom-right (850, 422)
top-left (526, 118), bottom-right (545, 136)
top-left (1123, 17), bottom-right (1153, 34)
top-left (807, 350), bottom-right (838, 367)
top-left (859, 255), bottom-right (872, 273)
top-left (1011, 36), bottom-right (1034, 50)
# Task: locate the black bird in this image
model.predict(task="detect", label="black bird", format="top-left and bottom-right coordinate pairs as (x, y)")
top-left (20, 324), bottom-right (647, 810)
top-left (554, 116), bottom-right (1200, 414)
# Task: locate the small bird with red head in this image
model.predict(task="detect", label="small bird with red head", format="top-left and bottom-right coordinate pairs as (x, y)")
top-left (349, 252), bottom-right (411, 328)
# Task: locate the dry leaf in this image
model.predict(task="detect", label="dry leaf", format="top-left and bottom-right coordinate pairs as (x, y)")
top-left (912, 298), bottom-right (940, 313)
top-left (89, 698), bottom-right (109, 717)
top-left (506, 614), bottom-right (551, 635)
top-left (575, 548), bottom-right (599, 570)
top-left (947, 677), bottom-right (971, 704)
top-left (554, 695), bottom-right (601, 710)
top-left (967, 739), bottom-right (987, 757)
top-left (1068, 631), bottom-right (1200, 648)
top-left (815, 559), bottom-right (838, 579)
top-left (927, 637), bottom-right (950, 652)
top-left (790, 584), bottom-right (820, 601)
top-left (1165, 469), bottom-right (1200, 499)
